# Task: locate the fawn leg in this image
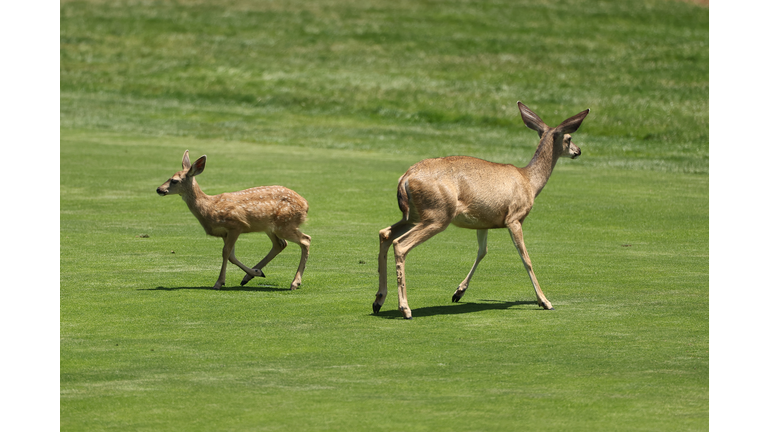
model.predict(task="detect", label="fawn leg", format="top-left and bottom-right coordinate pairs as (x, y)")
top-left (240, 232), bottom-right (286, 285)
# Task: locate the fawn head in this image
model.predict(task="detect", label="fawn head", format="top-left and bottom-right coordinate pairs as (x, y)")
top-left (156, 150), bottom-right (207, 196)
top-left (518, 101), bottom-right (588, 160)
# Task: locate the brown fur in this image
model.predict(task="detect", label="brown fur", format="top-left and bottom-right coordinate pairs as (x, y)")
top-left (157, 151), bottom-right (311, 290)
top-left (374, 102), bottom-right (589, 319)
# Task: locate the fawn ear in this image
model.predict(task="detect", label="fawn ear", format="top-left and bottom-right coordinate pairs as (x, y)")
top-left (187, 155), bottom-right (207, 176)
top-left (182, 150), bottom-right (191, 170)
top-left (518, 101), bottom-right (548, 135)
top-left (555, 109), bottom-right (590, 135)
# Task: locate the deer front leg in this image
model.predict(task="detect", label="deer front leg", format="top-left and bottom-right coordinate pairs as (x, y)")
top-left (452, 229), bottom-right (488, 302)
top-left (507, 220), bottom-right (553, 310)
top-left (214, 232), bottom-right (240, 290)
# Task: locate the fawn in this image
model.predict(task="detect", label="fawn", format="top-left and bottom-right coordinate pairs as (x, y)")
top-left (157, 150), bottom-right (311, 290)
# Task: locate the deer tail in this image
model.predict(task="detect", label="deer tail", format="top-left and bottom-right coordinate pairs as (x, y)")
top-left (397, 175), bottom-right (410, 221)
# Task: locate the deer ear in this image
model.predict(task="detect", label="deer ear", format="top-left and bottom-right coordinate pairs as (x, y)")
top-left (188, 155), bottom-right (207, 176)
top-left (182, 150), bottom-right (191, 170)
top-left (555, 109), bottom-right (590, 135)
top-left (517, 101), bottom-right (548, 134)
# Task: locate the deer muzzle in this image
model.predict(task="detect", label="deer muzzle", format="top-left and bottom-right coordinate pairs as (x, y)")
top-left (571, 147), bottom-right (581, 159)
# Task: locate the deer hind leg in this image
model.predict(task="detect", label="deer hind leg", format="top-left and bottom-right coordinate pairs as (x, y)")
top-left (240, 232), bottom-right (285, 286)
top-left (374, 220), bottom-right (413, 314)
top-left (452, 229), bottom-right (488, 303)
top-left (219, 234), bottom-right (264, 289)
top-left (391, 221), bottom-right (449, 319)
top-left (276, 227), bottom-right (311, 290)
top-left (507, 220), bottom-right (553, 310)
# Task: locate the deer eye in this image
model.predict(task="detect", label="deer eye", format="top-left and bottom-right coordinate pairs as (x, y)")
top-left (171, 179), bottom-right (180, 184)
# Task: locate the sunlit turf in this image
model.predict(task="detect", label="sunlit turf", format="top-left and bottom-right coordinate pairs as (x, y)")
top-left (60, 0), bottom-right (707, 173)
top-left (60, 0), bottom-right (708, 430)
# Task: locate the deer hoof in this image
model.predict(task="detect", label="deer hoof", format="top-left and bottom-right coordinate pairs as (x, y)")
top-left (240, 269), bottom-right (265, 286)
top-left (372, 302), bottom-right (382, 314)
top-left (452, 290), bottom-right (464, 303)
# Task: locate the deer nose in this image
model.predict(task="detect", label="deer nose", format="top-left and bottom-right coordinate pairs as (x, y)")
top-left (156, 187), bottom-right (166, 195)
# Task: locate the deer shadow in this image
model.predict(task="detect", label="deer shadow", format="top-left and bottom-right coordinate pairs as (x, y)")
top-left (140, 283), bottom-right (290, 292)
top-left (371, 299), bottom-right (540, 319)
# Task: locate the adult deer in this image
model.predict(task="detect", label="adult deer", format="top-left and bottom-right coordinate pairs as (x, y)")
top-left (374, 102), bottom-right (589, 319)
top-left (156, 150), bottom-right (311, 290)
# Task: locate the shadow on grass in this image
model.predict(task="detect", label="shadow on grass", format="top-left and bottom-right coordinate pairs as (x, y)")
top-left (140, 284), bottom-right (290, 292)
top-left (372, 299), bottom-right (540, 319)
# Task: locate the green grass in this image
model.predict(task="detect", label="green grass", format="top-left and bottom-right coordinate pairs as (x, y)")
top-left (60, 0), bottom-right (708, 430)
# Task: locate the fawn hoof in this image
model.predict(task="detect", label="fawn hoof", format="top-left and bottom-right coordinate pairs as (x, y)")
top-left (240, 269), bottom-right (265, 286)
top-left (399, 307), bottom-right (412, 320)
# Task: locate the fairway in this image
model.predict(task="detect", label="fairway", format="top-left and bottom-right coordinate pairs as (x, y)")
top-left (60, 0), bottom-right (708, 430)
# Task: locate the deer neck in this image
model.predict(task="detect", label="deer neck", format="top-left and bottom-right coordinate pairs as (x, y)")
top-left (181, 178), bottom-right (212, 219)
top-left (522, 131), bottom-right (561, 197)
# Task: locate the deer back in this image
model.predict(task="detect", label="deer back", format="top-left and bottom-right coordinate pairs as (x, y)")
top-left (401, 156), bottom-right (534, 229)
top-left (198, 186), bottom-right (308, 235)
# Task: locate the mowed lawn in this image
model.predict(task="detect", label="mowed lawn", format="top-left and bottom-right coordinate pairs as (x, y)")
top-left (60, 1), bottom-right (708, 430)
